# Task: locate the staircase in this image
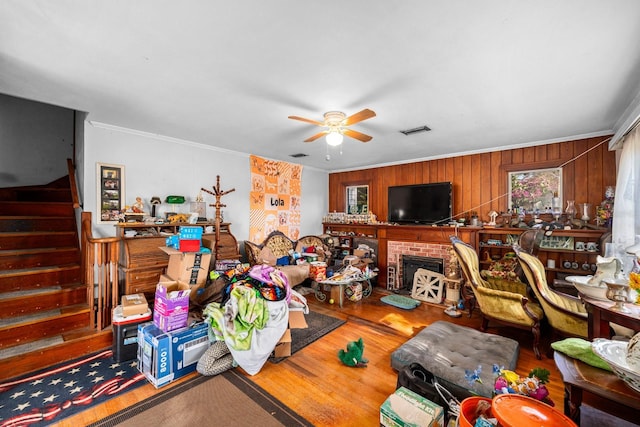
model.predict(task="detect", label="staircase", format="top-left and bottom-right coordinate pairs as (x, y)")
top-left (0, 176), bottom-right (112, 381)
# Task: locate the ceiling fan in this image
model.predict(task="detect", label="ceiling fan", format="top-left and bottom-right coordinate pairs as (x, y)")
top-left (288, 109), bottom-right (376, 145)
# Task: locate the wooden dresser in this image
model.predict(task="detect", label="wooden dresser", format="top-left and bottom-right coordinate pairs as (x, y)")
top-left (117, 222), bottom-right (240, 301)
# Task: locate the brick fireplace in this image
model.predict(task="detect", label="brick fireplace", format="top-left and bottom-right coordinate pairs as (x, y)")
top-left (386, 241), bottom-right (454, 291)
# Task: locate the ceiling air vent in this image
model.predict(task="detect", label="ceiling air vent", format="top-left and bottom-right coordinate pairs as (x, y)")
top-left (400, 125), bottom-right (431, 136)
top-left (289, 153), bottom-right (308, 158)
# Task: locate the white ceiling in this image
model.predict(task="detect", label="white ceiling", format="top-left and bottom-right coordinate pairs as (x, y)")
top-left (2, 1), bottom-right (640, 171)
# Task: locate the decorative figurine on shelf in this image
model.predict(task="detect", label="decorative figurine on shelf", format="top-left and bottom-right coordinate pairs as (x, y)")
top-left (132, 197), bottom-right (145, 213)
top-left (487, 211), bottom-right (498, 227)
top-left (150, 196), bottom-right (161, 218)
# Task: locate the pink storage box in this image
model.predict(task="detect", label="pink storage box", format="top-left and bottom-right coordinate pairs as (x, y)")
top-left (153, 281), bottom-right (191, 332)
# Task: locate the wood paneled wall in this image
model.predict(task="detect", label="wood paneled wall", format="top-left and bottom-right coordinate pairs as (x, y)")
top-left (328, 135), bottom-right (617, 223)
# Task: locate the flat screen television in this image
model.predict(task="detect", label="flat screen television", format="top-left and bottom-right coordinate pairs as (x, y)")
top-left (388, 182), bottom-right (453, 225)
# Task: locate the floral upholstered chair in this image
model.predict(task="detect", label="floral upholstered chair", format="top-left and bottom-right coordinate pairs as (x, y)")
top-left (450, 236), bottom-right (545, 359)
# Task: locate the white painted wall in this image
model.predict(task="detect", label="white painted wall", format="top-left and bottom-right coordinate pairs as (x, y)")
top-left (0, 94), bottom-right (73, 187)
top-left (83, 122), bottom-right (328, 241)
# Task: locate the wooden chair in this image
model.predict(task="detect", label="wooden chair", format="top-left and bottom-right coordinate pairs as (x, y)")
top-left (450, 236), bottom-right (545, 359)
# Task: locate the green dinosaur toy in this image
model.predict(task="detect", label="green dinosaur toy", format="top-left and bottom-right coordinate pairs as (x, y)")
top-left (338, 337), bottom-right (368, 367)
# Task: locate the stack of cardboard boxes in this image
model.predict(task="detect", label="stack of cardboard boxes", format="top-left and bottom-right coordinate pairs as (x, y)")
top-left (135, 226), bottom-right (213, 387)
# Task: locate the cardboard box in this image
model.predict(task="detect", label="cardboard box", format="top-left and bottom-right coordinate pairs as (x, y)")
top-left (178, 226), bottom-right (203, 240)
top-left (121, 293), bottom-right (149, 317)
top-left (273, 329), bottom-right (292, 358)
top-left (153, 281), bottom-right (191, 332)
top-left (380, 387), bottom-right (444, 427)
top-left (137, 322), bottom-right (210, 388)
top-left (160, 246), bottom-right (212, 285)
top-left (289, 310), bottom-right (308, 329)
top-left (161, 273), bottom-right (208, 306)
top-left (272, 310), bottom-right (308, 358)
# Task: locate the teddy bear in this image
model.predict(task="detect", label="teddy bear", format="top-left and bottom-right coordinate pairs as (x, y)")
top-left (338, 338), bottom-right (368, 368)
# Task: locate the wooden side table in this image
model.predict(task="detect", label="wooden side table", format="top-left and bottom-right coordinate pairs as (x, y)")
top-left (554, 351), bottom-right (640, 425)
top-left (581, 294), bottom-right (640, 339)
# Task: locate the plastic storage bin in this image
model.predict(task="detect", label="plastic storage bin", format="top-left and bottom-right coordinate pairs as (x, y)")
top-left (112, 305), bottom-right (152, 362)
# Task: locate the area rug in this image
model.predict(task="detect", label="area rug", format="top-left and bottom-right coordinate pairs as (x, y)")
top-left (88, 368), bottom-right (312, 427)
top-left (0, 349), bottom-right (145, 427)
top-left (270, 310), bottom-right (346, 363)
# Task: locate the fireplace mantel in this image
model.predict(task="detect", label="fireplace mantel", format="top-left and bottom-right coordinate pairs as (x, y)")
top-left (377, 225), bottom-right (475, 244)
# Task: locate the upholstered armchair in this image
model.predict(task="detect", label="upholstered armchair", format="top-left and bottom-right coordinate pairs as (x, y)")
top-left (514, 245), bottom-right (588, 341)
top-left (450, 236), bottom-right (545, 359)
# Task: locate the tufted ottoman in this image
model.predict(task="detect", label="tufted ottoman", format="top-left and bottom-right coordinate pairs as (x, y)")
top-left (391, 320), bottom-right (519, 397)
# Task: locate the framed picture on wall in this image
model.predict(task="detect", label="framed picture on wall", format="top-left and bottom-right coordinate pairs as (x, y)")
top-left (508, 167), bottom-right (562, 212)
top-left (97, 163), bottom-right (125, 224)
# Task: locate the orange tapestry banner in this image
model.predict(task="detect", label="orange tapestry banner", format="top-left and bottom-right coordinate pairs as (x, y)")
top-left (249, 155), bottom-right (302, 242)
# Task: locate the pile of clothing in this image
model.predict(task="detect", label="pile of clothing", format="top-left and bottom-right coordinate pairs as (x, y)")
top-left (199, 264), bottom-right (308, 375)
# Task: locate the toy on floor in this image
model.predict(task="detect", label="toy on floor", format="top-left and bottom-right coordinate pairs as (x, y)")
top-left (338, 338), bottom-right (368, 367)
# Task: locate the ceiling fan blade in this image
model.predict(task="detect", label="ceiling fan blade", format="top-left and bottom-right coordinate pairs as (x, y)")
top-left (343, 128), bottom-right (373, 142)
top-left (304, 131), bottom-right (327, 142)
top-left (343, 109), bottom-right (376, 126)
top-left (288, 115), bottom-right (325, 127)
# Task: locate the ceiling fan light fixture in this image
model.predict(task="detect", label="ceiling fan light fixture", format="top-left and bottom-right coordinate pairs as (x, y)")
top-left (326, 130), bottom-right (343, 146)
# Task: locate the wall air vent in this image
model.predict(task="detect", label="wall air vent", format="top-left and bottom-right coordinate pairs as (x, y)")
top-left (400, 125), bottom-right (431, 136)
top-left (289, 153), bottom-right (308, 158)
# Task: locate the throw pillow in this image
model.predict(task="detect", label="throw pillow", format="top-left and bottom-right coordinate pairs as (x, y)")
top-left (481, 254), bottom-right (523, 283)
top-left (258, 246), bottom-right (277, 266)
top-left (551, 338), bottom-right (612, 372)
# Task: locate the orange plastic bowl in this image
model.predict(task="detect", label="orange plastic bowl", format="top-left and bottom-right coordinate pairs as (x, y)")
top-left (458, 396), bottom-right (492, 427)
top-left (491, 394), bottom-right (577, 427)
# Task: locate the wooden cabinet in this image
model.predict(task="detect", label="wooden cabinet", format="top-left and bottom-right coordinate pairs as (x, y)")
top-left (322, 223), bottom-right (378, 266)
top-left (119, 236), bottom-right (168, 301)
top-left (476, 227), bottom-right (610, 289)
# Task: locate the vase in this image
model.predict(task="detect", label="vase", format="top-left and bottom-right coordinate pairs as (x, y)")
top-left (565, 200), bottom-right (576, 221)
top-left (580, 203), bottom-right (592, 222)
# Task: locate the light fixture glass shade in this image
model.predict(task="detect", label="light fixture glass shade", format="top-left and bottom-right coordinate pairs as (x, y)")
top-left (326, 131), bottom-right (343, 146)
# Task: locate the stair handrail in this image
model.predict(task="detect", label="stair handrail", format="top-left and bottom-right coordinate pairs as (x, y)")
top-left (81, 212), bottom-right (121, 330)
top-left (66, 158), bottom-right (80, 209)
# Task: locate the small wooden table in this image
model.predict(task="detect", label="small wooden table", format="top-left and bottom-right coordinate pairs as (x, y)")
top-left (581, 294), bottom-right (640, 339)
top-left (554, 351), bottom-right (640, 425)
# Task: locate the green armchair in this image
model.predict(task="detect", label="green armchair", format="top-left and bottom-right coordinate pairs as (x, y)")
top-left (450, 236), bottom-right (545, 359)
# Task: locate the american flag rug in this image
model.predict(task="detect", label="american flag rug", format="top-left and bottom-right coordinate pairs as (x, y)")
top-left (0, 349), bottom-right (146, 427)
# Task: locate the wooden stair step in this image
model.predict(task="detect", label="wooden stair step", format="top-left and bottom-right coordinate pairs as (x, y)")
top-left (0, 283), bottom-right (87, 319)
top-left (0, 231), bottom-right (77, 250)
top-left (0, 328), bottom-right (113, 380)
top-left (0, 201), bottom-right (74, 216)
top-left (0, 305), bottom-right (91, 350)
top-left (0, 264), bottom-right (81, 292)
top-left (0, 247), bottom-right (80, 270)
top-left (0, 216), bottom-right (76, 232)
top-left (14, 188), bottom-right (72, 203)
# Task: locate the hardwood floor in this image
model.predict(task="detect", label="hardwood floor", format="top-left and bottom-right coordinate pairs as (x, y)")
top-left (53, 288), bottom-right (565, 426)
